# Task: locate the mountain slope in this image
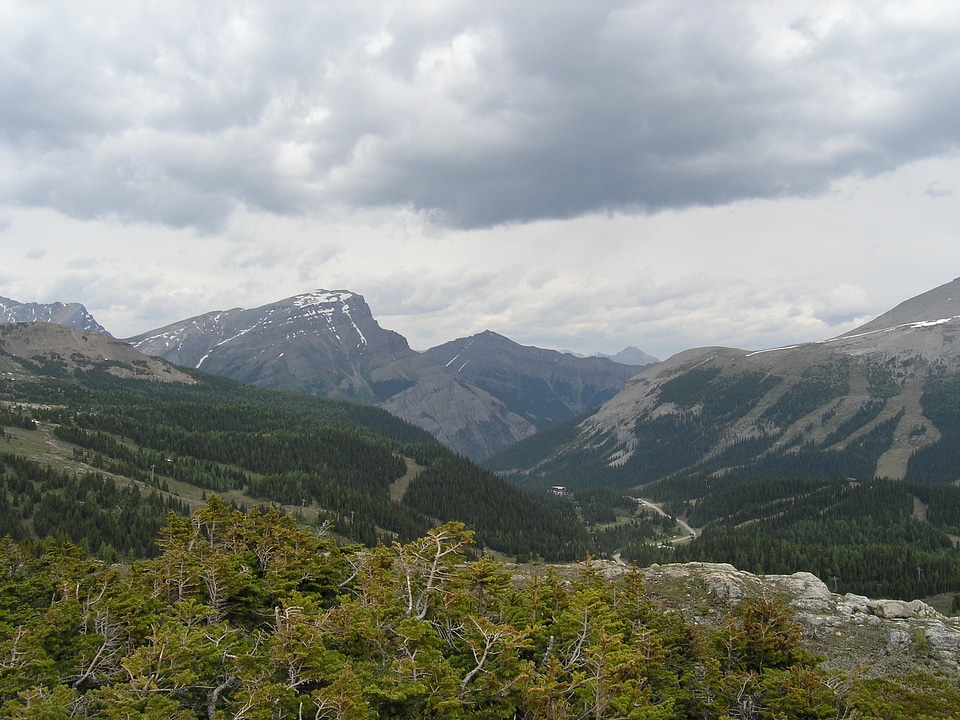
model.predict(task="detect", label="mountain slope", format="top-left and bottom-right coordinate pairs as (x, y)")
top-left (127, 291), bottom-right (539, 459)
top-left (424, 330), bottom-right (643, 430)
top-left (0, 296), bottom-right (110, 335)
top-left (490, 277), bottom-right (960, 489)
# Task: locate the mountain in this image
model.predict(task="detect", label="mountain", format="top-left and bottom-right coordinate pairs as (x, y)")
top-left (596, 346), bottom-right (660, 366)
top-left (0, 296), bottom-right (110, 335)
top-left (127, 291), bottom-right (412, 401)
top-left (424, 330), bottom-right (641, 430)
top-left (127, 291), bottom-right (652, 460)
top-left (487, 276), bottom-right (960, 490)
top-left (127, 291), bottom-right (541, 459)
top-left (562, 346), bottom-right (660, 366)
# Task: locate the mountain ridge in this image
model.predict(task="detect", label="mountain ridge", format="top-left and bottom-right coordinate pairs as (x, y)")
top-left (127, 290), bottom-right (638, 459)
top-left (126, 290), bottom-right (538, 459)
top-left (488, 276), bottom-right (960, 489)
top-left (2, 288), bottom-right (652, 460)
top-left (0, 322), bottom-right (194, 383)
top-left (0, 296), bottom-right (110, 336)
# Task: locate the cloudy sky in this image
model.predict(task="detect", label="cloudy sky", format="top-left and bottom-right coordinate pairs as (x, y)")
top-left (1, 1), bottom-right (959, 360)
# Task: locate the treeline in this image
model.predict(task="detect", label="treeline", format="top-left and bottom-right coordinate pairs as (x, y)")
top-left (742, 409), bottom-right (904, 480)
top-left (51, 405), bottom-right (592, 558)
top-left (574, 487), bottom-right (638, 524)
top-left (481, 410), bottom-right (596, 475)
top-left (906, 374), bottom-right (960, 483)
top-left (5, 363), bottom-right (437, 446)
top-left (0, 404), bottom-right (39, 430)
top-left (56, 420), bottom-right (407, 492)
top-left (1, 499), bottom-right (956, 719)
top-left (570, 488), bottom-right (679, 565)
top-left (759, 359), bottom-right (850, 428)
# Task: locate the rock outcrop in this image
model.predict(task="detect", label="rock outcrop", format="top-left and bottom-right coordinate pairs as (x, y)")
top-left (638, 562), bottom-right (960, 675)
top-left (533, 560), bottom-right (960, 677)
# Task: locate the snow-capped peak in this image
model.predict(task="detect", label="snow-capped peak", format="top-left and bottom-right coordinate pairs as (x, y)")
top-left (292, 290), bottom-right (355, 308)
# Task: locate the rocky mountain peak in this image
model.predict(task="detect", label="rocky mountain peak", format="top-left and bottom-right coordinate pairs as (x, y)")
top-left (599, 346), bottom-right (660, 366)
top-left (0, 296), bottom-right (110, 336)
top-left (290, 289), bottom-right (357, 307)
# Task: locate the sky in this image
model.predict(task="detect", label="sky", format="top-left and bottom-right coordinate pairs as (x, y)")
top-left (1, 1), bottom-right (959, 361)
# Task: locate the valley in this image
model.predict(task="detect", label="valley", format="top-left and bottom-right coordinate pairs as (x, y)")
top-left (5, 278), bottom-right (960, 603)
top-left (3, 281), bottom-right (960, 717)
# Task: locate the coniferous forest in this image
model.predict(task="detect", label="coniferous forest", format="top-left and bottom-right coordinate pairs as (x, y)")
top-left (647, 473), bottom-right (960, 601)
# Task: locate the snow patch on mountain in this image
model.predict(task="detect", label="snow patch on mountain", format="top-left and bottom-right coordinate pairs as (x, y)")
top-left (292, 290), bottom-right (355, 308)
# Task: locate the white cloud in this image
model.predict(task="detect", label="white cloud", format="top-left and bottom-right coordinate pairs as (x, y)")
top-left (0, 2), bottom-right (959, 360)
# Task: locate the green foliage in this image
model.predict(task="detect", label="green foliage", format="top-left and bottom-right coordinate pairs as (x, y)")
top-left (574, 487), bottom-right (637, 525)
top-left (0, 452), bottom-right (183, 557)
top-left (761, 359), bottom-right (850, 428)
top-left (820, 397), bottom-right (885, 447)
top-left (2, 362), bottom-right (587, 559)
top-left (851, 672), bottom-right (960, 719)
top-left (747, 408), bottom-right (904, 480)
top-left (0, 503), bottom-right (948, 719)
top-left (481, 410), bottom-right (595, 473)
top-left (0, 405), bottom-right (38, 431)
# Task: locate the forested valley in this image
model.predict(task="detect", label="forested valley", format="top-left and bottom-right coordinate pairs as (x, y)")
top-left (0, 360), bottom-right (589, 563)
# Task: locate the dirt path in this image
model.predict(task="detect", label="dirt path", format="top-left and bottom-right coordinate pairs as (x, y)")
top-left (389, 457), bottom-right (426, 503)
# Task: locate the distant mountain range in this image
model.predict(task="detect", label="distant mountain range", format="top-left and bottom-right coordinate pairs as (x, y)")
top-left (563, 346), bottom-right (660, 366)
top-left (487, 276), bottom-right (960, 489)
top-left (122, 291), bottom-right (649, 459)
top-left (423, 330), bottom-right (639, 431)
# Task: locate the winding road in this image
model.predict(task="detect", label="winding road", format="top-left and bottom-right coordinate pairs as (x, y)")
top-left (633, 497), bottom-right (698, 542)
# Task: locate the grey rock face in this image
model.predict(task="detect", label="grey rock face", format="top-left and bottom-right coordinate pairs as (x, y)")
top-left (867, 598), bottom-right (941, 620)
top-left (767, 571), bottom-right (833, 612)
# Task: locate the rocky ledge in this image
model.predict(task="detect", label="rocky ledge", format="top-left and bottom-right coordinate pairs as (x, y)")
top-left (637, 562), bottom-right (960, 677)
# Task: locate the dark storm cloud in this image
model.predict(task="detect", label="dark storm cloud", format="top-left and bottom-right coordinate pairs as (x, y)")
top-left (1, 1), bottom-right (958, 230)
